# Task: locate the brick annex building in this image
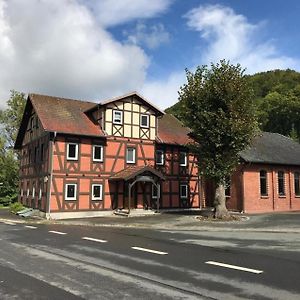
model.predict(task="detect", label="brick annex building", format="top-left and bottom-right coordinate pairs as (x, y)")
top-left (15, 92), bottom-right (300, 218)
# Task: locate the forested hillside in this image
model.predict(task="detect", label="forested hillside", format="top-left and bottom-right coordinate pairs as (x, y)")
top-left (166, 69), bottom-right (300, 141)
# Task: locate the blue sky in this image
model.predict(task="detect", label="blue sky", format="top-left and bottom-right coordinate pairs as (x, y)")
top-left (0, 0), bottom-right (299, 108)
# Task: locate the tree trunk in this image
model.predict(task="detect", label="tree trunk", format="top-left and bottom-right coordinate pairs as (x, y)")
top-left (214, 183), bottom-right (229, 219)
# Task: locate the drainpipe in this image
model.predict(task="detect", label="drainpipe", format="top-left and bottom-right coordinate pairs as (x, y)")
top-left (198, 174), bottom-right (202, 210)
top-left (289, 169), bottom-right (292, 210)
top-left (46, 131), bottom-right (56, 220)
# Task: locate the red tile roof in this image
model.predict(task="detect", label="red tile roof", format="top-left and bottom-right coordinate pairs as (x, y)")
top-left (15, 93), bottom-right (191, 148)
top-left (156, 113), bottom-right (191, 145)
top-left (109, 165), bottom-right (165, 181)
top-left (29, 94), bottom-right (104, 137)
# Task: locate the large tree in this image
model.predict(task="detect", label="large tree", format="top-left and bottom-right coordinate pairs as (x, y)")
top-left (178, 60), bottom-right (258, 218)
top-left (0, 90), bottom-right (26, 205)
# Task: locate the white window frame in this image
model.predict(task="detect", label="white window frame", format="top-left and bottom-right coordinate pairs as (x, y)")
top-left (92, 184), bottom-right (103, 201)
top-left (27, 188), bottom-right (30, 197)
top-left (140, 114), bottom-right (150, 128)
top-left (65, 183), bottom-right (77, 201)
top-left (113, 110), bottom-right (123, 124)
top-left (21, 189), bottom-right (24, 197)
top-left (179, 152), bottom-right (187, 167)
top-left (156, 150), bottom-right (164, 165)
top-left (32, 186), bottom-right (35, 198)
top-left (180, 184), bottom-right (188, 199)
top-left (39, 187), bottom-right (42, 200)
top-left (93, 145), bottom-right (103, 162)
top-left (152, 184), bottom-right (160, 199)
top-left (67, 143), bottom-right (78, 160)
top-left (126, 147), bottom-right (136, 164)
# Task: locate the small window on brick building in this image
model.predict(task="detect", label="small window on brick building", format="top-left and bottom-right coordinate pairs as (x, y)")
top-left (126, 147), bottom-right (136, 164)
top-left (92, 184), bottom-right (103, 200)
top-left (260, 170), bottom-right (268, 196)
top-left (93, 145), bottom-right (103, 162)
top-left (40, 144), bottom-right (44, 161)
top-left (179, 152), bottom-right (187, 167)
top-left (113, 110), bottom-right (123, 124)
top-left (65, 183), bottom-right (77, 200)
top-left (294, 172), bottom-right (300, 196)
top-left (225, 177), bottom-right (231, 197)
top-left (180, 184), bottom-right (188, 199)
top-left (155, 150), bottom-right (164, 165)
top-left (140, 114), bottom-right (149, 128)
top-left (67, 143), bottom-right (78, 160)
top-left (278, 171), bottom-right (285, 196)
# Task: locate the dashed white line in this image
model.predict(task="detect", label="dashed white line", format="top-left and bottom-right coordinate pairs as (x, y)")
top-left (205, 261), bottom-right (263, 274)
top-left (3, 222), bottom-right (16, 225)
top-left (131, 246), bottom-right (168, 255)
top-left (82, 237), bottom-right (107, 243)
top-left (24, 225), bottom-right (37, 229)
top-left (48, 230), bottom-right (67, 235)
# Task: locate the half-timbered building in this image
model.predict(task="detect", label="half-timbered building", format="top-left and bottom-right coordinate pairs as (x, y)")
top-left (14, 92), bottom-right (201, 219)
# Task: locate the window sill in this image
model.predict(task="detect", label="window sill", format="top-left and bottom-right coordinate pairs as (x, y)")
top-left (67, 158), bottom-right (78, 161)
top-left (278, 195), bottom-right (286, 198)
top-left (65, 199), bottom-right (77, 201)
top-left (92, 199), bottom-right (103, 201)
top-left (260, 195), bottom-right (269, 199)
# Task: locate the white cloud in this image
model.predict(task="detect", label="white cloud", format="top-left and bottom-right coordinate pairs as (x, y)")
top-left (86, 0), bottom-right (173, 27)
top-left (141, 71), bottom-right (185, 109)
top-left (124, 22), bottom-right (170, 49)
top-left (184, 4), bottom-right (300, 73)
top-left (0, 0), bottom-right (172, 107)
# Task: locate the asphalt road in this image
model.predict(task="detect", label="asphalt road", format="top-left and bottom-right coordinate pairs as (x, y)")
top-left (0, 218), bottom-right (300, 299)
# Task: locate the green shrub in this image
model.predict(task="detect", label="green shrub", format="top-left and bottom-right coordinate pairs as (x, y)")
top-left (0, 196), bottom-right (12, 206)
top-left (10, 202), bottom-right (25, 214)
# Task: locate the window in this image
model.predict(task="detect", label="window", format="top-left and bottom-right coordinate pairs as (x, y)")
top-left (155, 150), bottom-right (164, 165)
top-left (140, 114), bottom-right (149, 128)
top-left (113, 110), bottom-right (123, 124)
top-left (21, 189), bottom-right (24, 197)
top-left (65, 183), bottom-right (77, 200)
top-left (67, 143), bottom-right (78, 160)
top-left (93, 145), bottom-right (103, 162)
top-left (27, 188), bottom-right (30, 197)
top-left (152, 184), bottom-right (160, 199)
top-left (260, 170), bottom-right (268, 196)
top-left (225, 177), bottom-right (231, 197)
top-left (28, 149), bottom-right (31, 163)
top-left (179, 152), bottom-right (187, 166)
top-left (180, 184), bottom-right (188, 198)
top-left (295, 172), bottom-right (300, 196)
top-left (126, 147), bottom-right (136, 164)
top-left (34, 146), bottom-right (38, 163)
top-left (32, 185), bottom-right (35, 198)
top-left (278, 171), bottom-right (285, 196)
top-left (30, 117), bottom-right (34, 130)
top-left (92, 184), bottom-right (103, 200)
top-left (40, 144), bottom-right (44, 161)
top-left (39, 187), bottom-right (42, 200)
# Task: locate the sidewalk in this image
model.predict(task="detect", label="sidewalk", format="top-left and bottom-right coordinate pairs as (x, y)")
top-left (1, 208), bottom-right (300, 233)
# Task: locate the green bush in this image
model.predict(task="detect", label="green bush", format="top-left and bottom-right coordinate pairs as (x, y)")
top-left (10, 202), bottom-right (25, 214)
top-left (0, 196), bottom-right (12, 206)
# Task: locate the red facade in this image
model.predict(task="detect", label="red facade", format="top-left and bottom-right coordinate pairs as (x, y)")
top-left (15, 93), bottom-right (200, 218)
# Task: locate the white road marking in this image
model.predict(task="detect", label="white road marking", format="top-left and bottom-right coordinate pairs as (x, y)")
top-left (205, 261), bottom-right (263, 274)
top-left (48, 230), bottom-right (67, 235)
top-left (131, 246), bottom-right (168, 255)
top-left (3, 222), bottom-right (16, 225)
top-left (24, 225), bottom-right (37, 229)
top-left (82, 237), bottom-right (107, 243)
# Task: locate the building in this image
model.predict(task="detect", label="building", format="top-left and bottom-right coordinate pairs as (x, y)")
top-left (224, 132), bottom-right (300, 213)
top-left (14, 92), bottom-right (201, 219)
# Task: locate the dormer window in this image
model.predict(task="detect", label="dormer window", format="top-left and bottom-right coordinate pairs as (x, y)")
top-left (113, 110), bottom-right (123, 124)
top-left (179, 152), bottom-right (187, 167)
top-left (140, 114), bottom-right (149, 128)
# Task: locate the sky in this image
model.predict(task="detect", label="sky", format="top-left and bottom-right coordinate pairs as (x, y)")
top-left (0, 0), bottom-right (300, 109)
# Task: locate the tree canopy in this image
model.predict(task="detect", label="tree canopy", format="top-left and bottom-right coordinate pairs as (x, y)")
top-left (0, 91), bottom-right (26, 205)
top-left (178, 60), bottom-right (258, 217)
top-left (167, 69), bottom-right (300, 142)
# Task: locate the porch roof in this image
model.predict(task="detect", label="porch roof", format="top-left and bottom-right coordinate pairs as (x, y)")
top-left (109, 165), bottom-right (165, 181)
